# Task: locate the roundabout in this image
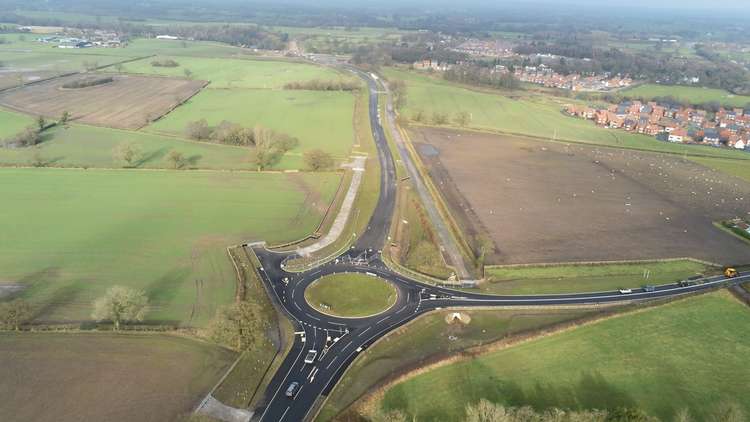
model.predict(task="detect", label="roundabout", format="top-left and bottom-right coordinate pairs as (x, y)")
top-left (304, 273), bottom-right (398, 318)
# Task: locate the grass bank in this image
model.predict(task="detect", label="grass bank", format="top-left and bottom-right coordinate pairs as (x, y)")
top-left (318, 307), bottom-right (600, 421)
top-left (377, 291), bottom-right (750, 421)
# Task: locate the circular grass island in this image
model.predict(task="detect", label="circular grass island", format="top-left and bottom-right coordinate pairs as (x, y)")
top-left (304, 273), bottom-right (398, 318)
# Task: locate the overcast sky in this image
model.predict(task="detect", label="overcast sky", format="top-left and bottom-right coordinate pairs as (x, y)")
top-left (278, 0), bottom-right (749, 12)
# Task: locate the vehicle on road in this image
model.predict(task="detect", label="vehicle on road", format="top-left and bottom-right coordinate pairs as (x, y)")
top-left (618, 288), bottom-right (633, 294)
top-left (643, 285), bottom-right (656, 292)
top-left (724, 268), bottom-right (739, 278)
top-left (285, 382), bottom-right (300, 398)
top-left (304, 350), bottom-right (318, 364)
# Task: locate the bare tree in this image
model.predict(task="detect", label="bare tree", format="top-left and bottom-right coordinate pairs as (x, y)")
top-left (37, 116), bottom-right (46, 131)
top-left (166, 149), bottom-right (186, 169)
top-left (92, 286), bottom-right (148, 330)
top-left (60, 111), bottom-right (71, 125)
top-left (185, 119), bottom-right (212, 140)
top-left (304, 149), bottom-right (334, 171)
top-left (431, 112), bottom-right (449, 125)
top-left (0, 299), bottom-right (33, 331)
top-left (454, 111), bottom-right (471, 127)
top-left (208, 302), bottom-right (265, 350)
top-left (113, 142), bottom-right (143, 168)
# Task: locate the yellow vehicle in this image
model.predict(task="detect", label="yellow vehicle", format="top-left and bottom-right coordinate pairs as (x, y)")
top-left (724, 268), bottom-right (739, 278)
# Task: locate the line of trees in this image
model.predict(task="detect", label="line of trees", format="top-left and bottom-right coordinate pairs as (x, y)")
top-left (61, 76), bottom-right (114, 89)
top-left (370, 399), bottom-right (747, 422)
top-left (411, 109), bottom-right (472, 127)
top-left (283, 79), bottom-right (360, 91)
top-left (185, 120), bottom-right (299, 170)
top-left (444, 64), bottom-right (520, 91)
top-left (151, 59), bottom-right (180, 68)
top-left (2, 112), bottom-right (69, 148)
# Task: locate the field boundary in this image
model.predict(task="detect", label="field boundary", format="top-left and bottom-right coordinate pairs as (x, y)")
top-left (0, 54), bottom-right (155, 96)
top-left (713, 221), bottom-right (750, 246)
top-left (485, 257), bottom-right (721, 270)
top-left (409, 121), bottom-right (750, 162)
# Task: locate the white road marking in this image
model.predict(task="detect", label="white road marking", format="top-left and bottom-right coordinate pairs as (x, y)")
top-left (280, 406), bottom-right (290, 421)
top-left (358, 326), bottom-right (372, 337)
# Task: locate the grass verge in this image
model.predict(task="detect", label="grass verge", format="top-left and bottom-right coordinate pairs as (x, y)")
top-left (212, 247), bottom-right (294, 408)
top-left (482, 260), bottom-right (713, 295)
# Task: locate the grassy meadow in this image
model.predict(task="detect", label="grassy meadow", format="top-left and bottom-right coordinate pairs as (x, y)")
top-left (0, 108), bottom-right (35, 138)
top-left (0, 168), bottom-right (341, 326)
top-left (377, 291), bottom-right (750, 421)
top-left (147, 89), bottom-right (356, 168)
top-left (384, 68), bottom-right (750, 160)
top-left (0, 124), bottom-right (259, 170)
top-left (482, 260), bottom-right (711, 295)
top-left (622, 83), bottom-right (750, 108)
top-left (114, 55), bottom-right (349, 89)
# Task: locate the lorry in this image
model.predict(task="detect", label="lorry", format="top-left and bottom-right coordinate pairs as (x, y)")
top-left (724, 268), bottom-right (739, 278)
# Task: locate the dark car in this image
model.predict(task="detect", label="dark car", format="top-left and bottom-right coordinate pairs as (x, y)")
top-left (285, 381), bottom-right (300, 398)
top-left (642, 285), bottom-right (656, 292)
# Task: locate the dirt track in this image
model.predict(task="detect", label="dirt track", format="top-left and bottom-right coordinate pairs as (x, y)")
top-left (413, 127), bottom-right (750, 265)
top-left (0, 74), bottom-right (206, 129)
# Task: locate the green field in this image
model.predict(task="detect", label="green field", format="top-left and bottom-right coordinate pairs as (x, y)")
top-left (0, 123), bottom-right (261, 170)
top-left (482, 260), bottom-right (711, 295)
top-left (384, 68), bottom-right (750, 160)
top-left (0, 168), bottom-right (340, 326)
top-left (319, 308), bottom-right (598, 421)
top-left (0, 108), bottom-right (35, 138)
top-left (377, 291), bottom-right (750, 421)
top-left (305, 273), bottom-right (397, 317)
top-left (622, 83), bottom-right (750, 108)
top-left (114, 56), bottom-right (348, 89)
top-left (690, 156), bottom-right (750, 183)
top-left (0, 332), bottom-right (235, 422)
top-left (147, 89), bottom-right (356, 168)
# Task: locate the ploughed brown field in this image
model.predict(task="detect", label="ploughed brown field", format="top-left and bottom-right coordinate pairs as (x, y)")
top-left (0, 333), bottom-right (235, 422)
top-left (0, 74), bottom-right (206, 129)
top-left (413, 127), bottom-right (750, 265)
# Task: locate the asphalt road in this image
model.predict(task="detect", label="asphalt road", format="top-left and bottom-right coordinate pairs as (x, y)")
top-left (246, 68), bottom-right (750, 422)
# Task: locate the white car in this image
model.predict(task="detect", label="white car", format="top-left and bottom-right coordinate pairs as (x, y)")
top-left (618, 288), bottom-right (633, 294)
top-left (304, 350), bottom-right (318, 364)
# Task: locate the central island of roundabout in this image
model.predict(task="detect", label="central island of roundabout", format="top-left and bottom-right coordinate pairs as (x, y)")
top-left (304, 273), bottom-right (399, 318)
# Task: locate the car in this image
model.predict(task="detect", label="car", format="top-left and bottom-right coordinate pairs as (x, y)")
top-left (642, 285), bottom-right (655, 292)
top-left (618, 288), bottom-right (632, 294)
top-left (285, 382), bottom-right (300, 398)
top-left (304, 350), bottom-right (317, 364)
